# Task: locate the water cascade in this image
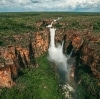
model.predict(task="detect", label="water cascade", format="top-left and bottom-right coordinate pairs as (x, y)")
top-left (47, 18), bottom-right (75, 98)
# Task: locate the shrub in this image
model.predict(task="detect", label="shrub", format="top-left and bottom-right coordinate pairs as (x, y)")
top-left (76, 70), bottom-right (100, 99)
top-left (93, 22), bottom-right (100, 30)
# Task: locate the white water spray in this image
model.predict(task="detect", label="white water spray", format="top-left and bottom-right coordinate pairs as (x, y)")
top-left (48, 28), bottom-right (67, 64)
top-left (48, 28), bottom-right (70, 84)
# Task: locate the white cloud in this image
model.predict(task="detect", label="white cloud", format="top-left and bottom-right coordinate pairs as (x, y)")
top-left (0, 0), bottom-right (100, 12)
top-left (56, 0), bottom-right (100, 9)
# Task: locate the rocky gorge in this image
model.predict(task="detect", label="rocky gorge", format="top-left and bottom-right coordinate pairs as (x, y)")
top-left (0, 14), bottom-right (100, 99)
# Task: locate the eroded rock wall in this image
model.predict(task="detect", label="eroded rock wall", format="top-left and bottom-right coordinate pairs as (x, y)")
top-left (62, 30), bottom-right (100, 79)
top-left (0, 28), bottom-right (49, 88)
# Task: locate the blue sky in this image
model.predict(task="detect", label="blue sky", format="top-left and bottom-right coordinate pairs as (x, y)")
top-left (0, 0), bottom-right (100, 12)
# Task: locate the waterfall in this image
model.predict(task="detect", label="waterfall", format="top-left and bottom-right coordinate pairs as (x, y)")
top-left (48, 28), bottom-right (67, 71)
top-left (48, 27), bottom-right (71, 84)
top-left (47, 22), bottom-right (75, 99)
top-left (49, 28), bottom-right (56, 48)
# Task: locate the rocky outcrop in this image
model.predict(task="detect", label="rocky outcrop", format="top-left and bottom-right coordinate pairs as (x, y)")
top-left (32, 31), bottom-right (49, 57)
top-left (62, 30), bottom-right (100, 79)
top-left (0, 66), bottom-right (16, 88)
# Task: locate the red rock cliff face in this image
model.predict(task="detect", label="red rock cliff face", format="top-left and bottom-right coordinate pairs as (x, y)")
top-left (62, 30), bottom-right (100, 79)
top-left (0, 66), bottom-right (16, 88)
top-left (32, 30), bottom-right (49, 57)
top-left (0, 28), bottom-right (49, 88)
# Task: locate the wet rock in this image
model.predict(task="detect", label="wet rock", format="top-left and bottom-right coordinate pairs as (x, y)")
top-left (59, 83), bottom-right (75, 99)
